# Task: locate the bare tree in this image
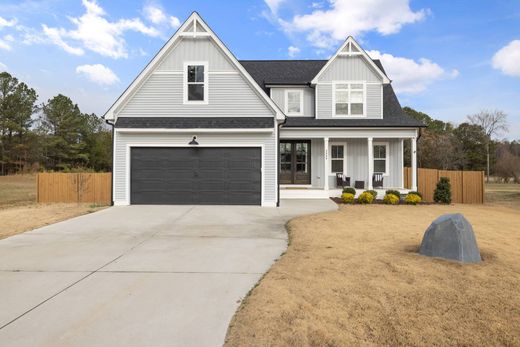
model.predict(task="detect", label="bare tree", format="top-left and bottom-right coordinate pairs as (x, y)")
top-left (467, 110), bottom-right (508, 182)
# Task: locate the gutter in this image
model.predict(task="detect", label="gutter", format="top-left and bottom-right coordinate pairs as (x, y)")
top-left (105, 119), bottom-right (115, 206)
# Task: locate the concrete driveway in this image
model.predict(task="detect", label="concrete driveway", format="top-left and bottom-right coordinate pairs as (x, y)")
top-left (0, 199), bottom-right (336, 347)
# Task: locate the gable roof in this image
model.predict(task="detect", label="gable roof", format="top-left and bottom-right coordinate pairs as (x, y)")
top-left (310, 36), bottom-right (390, 84)
top-left (240, 59), bottom-right (388, 91)
top-left (104, 12), bottom-right (285, 121)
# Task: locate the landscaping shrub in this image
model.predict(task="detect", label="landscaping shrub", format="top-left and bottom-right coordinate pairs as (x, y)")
top-left (434, 177), bottom-right (452, 204)
top-left (405, 193), bottom-right (422, 205)
top-left (342, 187), bottom-right (356, 195)
top-left (357, 191), bottom-right (374, 204)
top-left (366, 190), bottom-right (378, 199)
top-left (408, 190), bottom-right (423, 198)
top-left (341, 192), bottom-right (355, 204)
top-left (383, 193), bottom-right (400, 205)
top-left (385, 189), bottom-right (401, 198)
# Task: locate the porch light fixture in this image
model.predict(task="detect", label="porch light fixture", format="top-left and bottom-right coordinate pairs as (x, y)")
top-left (189, 136), bottom-right (199, 145)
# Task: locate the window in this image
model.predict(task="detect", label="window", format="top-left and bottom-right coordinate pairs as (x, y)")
top-left (373, 143), bottom-right (388, 174)
top-left (285, 90), bottom-right (303, 115)
top-left (334, 82), bottom-right (365, 116)
top-left (330, 144), bottom-right (345, 173)
top-left (184, 62), bottom-right (207, 103)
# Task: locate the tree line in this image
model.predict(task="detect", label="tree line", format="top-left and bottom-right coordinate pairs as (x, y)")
top-left (0, 71), bottom-right (111, 175)
top-left (403, 107), bottom-right (519, 183)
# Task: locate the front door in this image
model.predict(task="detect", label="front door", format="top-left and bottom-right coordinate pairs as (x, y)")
top-left (280, 140), bottom-right (311, 184)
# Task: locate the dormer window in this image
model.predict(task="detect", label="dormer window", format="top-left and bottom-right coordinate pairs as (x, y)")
top-left (285, 89), bottom-right (303, 115)
top-left (333, 82), bottom-right (365, 117)
top-left (184, 62), bottom-right (208, 104)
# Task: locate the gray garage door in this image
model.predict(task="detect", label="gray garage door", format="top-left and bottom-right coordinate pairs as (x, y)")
top-left (130, 147), bottom-right (262, 205)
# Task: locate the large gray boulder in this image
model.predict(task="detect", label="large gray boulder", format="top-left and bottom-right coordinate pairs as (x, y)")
top-left (419, 213), bottom-right (481, 263)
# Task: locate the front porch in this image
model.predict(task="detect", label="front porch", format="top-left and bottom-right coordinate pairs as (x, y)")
top-left (279, 128), bottom-right (418, 200)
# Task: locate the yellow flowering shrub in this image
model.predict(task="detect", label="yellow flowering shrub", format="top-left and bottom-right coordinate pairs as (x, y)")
top-left (383, 193), bottom-right (400, 205)
top-left (341, 192), bottom-right (355, 204)
top-left (405, 193), bottom-right (422, 205)
top-left (357, 191), bottom-right (374, 204)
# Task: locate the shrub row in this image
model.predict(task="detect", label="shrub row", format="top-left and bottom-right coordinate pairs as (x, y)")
top-left (341, 188), bottom-right (422, 205)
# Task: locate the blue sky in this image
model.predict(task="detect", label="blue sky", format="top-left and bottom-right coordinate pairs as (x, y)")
top-left (0, 0), bottom-right (519, 139)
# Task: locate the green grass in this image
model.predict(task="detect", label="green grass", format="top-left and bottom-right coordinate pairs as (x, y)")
top-left (0, 175), bottom-right (37, 208)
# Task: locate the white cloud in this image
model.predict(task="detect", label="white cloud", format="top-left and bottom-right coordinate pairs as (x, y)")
top-left (76, 64), bottom-right (120, 85)
top-left (43, 0), bottom-right (160, 59)
top-left (144, 4), bottom-right (167, 24)
top-left (0, 16), bottom-right (17, 29)
top-left (42, 25), bottom-right (84, 55)
top-left (265, 0), bottom-right (286, 14)
top-left (3, 34), bottom-right (14, 42)
top-left (288, 45), bottom-right (300, 57)
top-left (274, 0), bottom-right (426, 50)
top-left (0, 61), bottom-right (7, 71)
top-left (368, 50), bottom-right (458, 93)
top-left (492, 40), bottom-right (520, 77)
top-left (170, 16), bottom-right (181, 29)
top-left (0, 38), bottom-right (12, 50)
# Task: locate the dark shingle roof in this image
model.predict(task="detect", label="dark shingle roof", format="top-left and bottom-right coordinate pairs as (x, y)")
top-left (115, 117), bottom-right (274, 129)
top-left (239, 59), bottom-right (425, 128)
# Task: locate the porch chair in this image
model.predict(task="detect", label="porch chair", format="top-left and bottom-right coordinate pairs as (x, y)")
top-left (335, 173), bottom-right (351, 188)
top-left (372, 173), bottom-right (384, 189)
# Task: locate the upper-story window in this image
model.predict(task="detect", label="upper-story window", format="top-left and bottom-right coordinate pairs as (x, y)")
top-left (333, 82), bottom-right (365, 117)
top-left (285, 89), bottom-right (303, 115)
top-left (184, 62), bottom-right (208, 104)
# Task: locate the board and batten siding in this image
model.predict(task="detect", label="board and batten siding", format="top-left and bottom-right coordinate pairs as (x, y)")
top-left (157, 38), bottom-right (234, 72)
top-left (317, 56), bottom-right (383, 83)
top-left (306, 138), bottom-right (403, 189)
top-left (270, 87), bottom-right (315, 117)
top-left (113, 131), bottom-right (278, 206)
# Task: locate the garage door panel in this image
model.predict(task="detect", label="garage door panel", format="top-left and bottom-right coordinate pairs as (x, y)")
top-left (130, 147), bottom-right (261, 205)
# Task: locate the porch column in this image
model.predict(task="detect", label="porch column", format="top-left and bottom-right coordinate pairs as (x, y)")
top-left (324, 137), bottom-right (329, 190)
top-left (411, 137), bottom-right (417, 191)
top-left (367, 137), bottom-right (373, 190)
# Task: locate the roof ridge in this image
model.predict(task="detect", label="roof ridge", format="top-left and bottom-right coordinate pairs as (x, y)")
top-left (238, 59), bottom-right (328, 62)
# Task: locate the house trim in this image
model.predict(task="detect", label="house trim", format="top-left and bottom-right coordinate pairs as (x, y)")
top-left (183, 61), bottom-right (209, 105)
top-left (284, 89), bottom-right (304, 116)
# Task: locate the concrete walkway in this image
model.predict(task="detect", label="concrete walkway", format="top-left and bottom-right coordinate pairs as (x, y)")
top-left (0, 199), bottom-right (336, 347)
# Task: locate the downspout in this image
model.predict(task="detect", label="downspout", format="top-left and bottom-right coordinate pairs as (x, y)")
top-left (277, 115), bottom-right (287, 207)
top-left (105, 118), bottom-right (115, 206)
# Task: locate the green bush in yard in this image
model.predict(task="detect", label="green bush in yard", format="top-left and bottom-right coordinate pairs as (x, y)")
top-left (434, 177), bottom-right (452, 204)
top-left (383, 193), bottom-right (400, 205)
top-left (385, 189), bottom-right (401, 198)
top-left (366, 190), bottom-right (378, 199)
top-left (341, 193), bottom-right (355, 204)
top-left (342, 187), bottom-right (356, 195)
top-left (357, 191), bottom-right (374, 204)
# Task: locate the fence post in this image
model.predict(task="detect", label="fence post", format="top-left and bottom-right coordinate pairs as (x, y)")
top-left (461, 170), bottom-right (464, 204)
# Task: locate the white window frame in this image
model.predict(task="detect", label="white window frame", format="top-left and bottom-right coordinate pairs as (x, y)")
top-left (284, 89), bottom-right (304, 116)
top-left (183, 61), bottom-right (208, 105)
top-left (332, 81), bottom-right (367, 118)
top-left (329, 142), bottom-right (347, 175)
top-left (373, 141), bottom-right (389, 176)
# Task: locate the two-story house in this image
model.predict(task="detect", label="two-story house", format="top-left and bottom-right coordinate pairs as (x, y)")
top-left (104, 12), bottom-right (425, 206)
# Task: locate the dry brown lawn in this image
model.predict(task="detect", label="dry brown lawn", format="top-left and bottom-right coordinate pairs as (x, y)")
top-left (0, 174), bottom-right (37, 208)
top-left (485, 183), bottom-right (520, 209)
top-left (0, 175), bottom-right (106, 239)
top-left (225, 204), bottom-right (520, 347)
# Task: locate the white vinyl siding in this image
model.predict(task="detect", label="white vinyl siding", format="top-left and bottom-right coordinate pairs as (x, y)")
top-left (117, 73), bottom-right (273, 117)
top-left (114, 131), bottom-right (277, 205)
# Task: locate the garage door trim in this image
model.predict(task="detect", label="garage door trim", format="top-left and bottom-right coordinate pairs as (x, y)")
top-left (124, 144), bottom-right (264, 205)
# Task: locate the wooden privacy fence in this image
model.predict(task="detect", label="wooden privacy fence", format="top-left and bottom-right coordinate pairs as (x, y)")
top-left (37, 173), bottom-right (111, 204)
top-left (404, 168), bottom-right (484, 204)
